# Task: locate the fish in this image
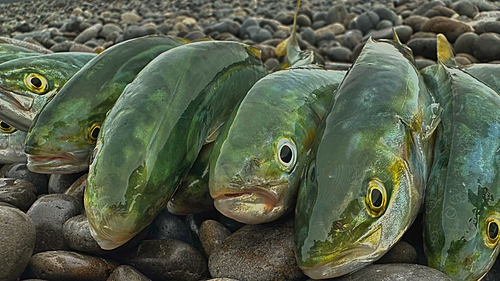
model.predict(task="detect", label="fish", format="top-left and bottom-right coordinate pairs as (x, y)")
top-left (0, 53), bottom-right (40, 64)
top-left (208, 67), bottom-right (345, 224)
top-left (422, 34), bottom-right (500, 281)
top-left (0, 52), bottom-right (96, 131)
top-left (0, 43), bottom-right (38, 55)
top-left (0, 37), bottom-right (53, 54)
top-left (294, 34), bottom-right (440, 279)
top-left (85, 41), bottom-right (267, 250)
top-left (0, 120), bottom-right (26, 164)
top-left (462, 64), bottom-right (500, 94)
top-left (167, 142), bottom-right (215, 215)
top-left (24, 36), bottom-right (186, 174)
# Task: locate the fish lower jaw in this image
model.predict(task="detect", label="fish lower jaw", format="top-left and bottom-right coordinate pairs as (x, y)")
top-left (26, 154), bottom-right (87, 174)
top-left (213, 193), bottom-right (284, 224)
top-left (87, 222), bottom-right (132, 250)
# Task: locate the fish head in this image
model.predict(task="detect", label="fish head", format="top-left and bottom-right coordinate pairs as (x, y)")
top-left (209, 90), bottom-right (312, 224)
top-left (0, 120), bottom-right (26, 163)
top-left (295, 122), bottom-right (419, 279)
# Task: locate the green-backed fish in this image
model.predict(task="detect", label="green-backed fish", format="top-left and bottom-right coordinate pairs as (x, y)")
top-left (462, 64), bottom-right (500, 94)
top-left (209, 67), bottom-right (345, 224)
top-left (0, 120), bottom-right (26, 164)
top-left (24, 36), bottom-right (186, 174)
top-left (0, 52), bottom-right (96, 131)
top-left (0, 43), bottom-right (37, 55)
top-left (0, 53), bottom-right (40, 64)
top-left (422, 34), bottom-right (500, 281)
top-left (167, 142), bottom-right (215, 215)
top-left (85, 41), bottom-right (267, 250)
top-left (0, 37), bottom-right (53, 54)
top-left (294, 35), bottom-right (440, 278)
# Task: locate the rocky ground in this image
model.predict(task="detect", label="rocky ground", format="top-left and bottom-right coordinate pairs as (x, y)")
top-left (1, 0), bottom-right (500, 280)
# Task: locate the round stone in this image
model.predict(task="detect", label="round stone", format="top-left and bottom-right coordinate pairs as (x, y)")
top-left (0, 178), bottom-right (37, 211)
top-left (199, 220), bottom-right (232, 257)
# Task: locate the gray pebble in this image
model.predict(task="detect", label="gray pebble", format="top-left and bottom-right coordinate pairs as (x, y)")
top-left (26, 251), bottom-right (118, 281)
top-left (209, 217), bottom-right (305, 281)
top-left (49, 172), bottom-right (85, 194)
top-left (297, 14), bottom-right (311, 27)
top-left (373, 5), bottom-right (399, 24)
top-left (474, 33), bottom-right (500, 62)
top-left (413, 1), bottom-right (446, 16)
top-left (249, 28), bottom-right (272, 43)
top-left (363, 25), bottom-right (413, 44)
top-left (375, 241), bottom-right (418, 264)
top-left (75, 23), bottom-right (102, 44)
top-left (407, 38), bottom-right (437, 60)
top-left (474, 21), bottom-right (500, 35)
top-left (313, 11), bottom-right (328, 23)
top-left (376, 19), bottom-right (393, 30)
top-left (27, 194), bottom-right (82, 253)
top-left (200, 219), bottom-right (231, 257)
top-left (239, 18), bottom-right (259, 39)
top-left (350, 11), bottom-right (380, 35)
top-left (146, 209), bottom-right (194, 245)
top-left (125, 239), bottom-right (207, 281)
top-left (264, 58), bottom-right (280, 70)
top-left (326, 5), bottom-right (348, 25)
top-left (70, 43), bottom-right (95, 53)
top-left (451, 1), bottom-right (479, 18)
top-left (100, 23), bottom-right (123, 39)
top-left (312, 20), bottom-right (326, 30)
top-left (209, 19), bottom-right (240, 36)
top-left (5, 163), bottom-right (48, 195)
top-left (63, 214), bottom-right (108, 256)
top-left (416, 58), bottom-right (437, 70)
top-left (341, 30), bottom-right (363, 50)
top-left (333, 264), bottom-right (452, 280)
top-left (0, 178), bottom-right (37, 211)
top-left (107, 265), bottom-right (151, 281)
top-left (454, 32), bottom-right (478, 55)
top-left (276, 12), bottom-right (294, 25)
top-left (420, 16), bottom-right (474, 43)
top-left (121, 12), bottom-right (142, 24)
top-left (0, 206), bottom-right (35, 281)
top-left (326, 46), bottom-right (352, 62)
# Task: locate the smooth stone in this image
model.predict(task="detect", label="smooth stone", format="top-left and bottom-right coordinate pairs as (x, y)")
top-left (70, 43), bottom-right (94, 53)
top-left (185, 31), bottom-right (207, 41)
top-left (325, 62), bottom-right (352, 70)
top-left (107, 265), bottom-right (150, 281)
top-left (403, 15), bottom-right (429, 32)
top-left (333, 264), bottom-right (452, 280)
top-left (473, 11), bottom-right (500, 21)
top-left (5, 163), bottom-right (49, 195)
top-left (413, 0), bottom-right (446, 15)
top-left (209, 218), bottom-right (305, 281)
top-left (455, 55), bottom-right (471, 66)
top-left (456, 52), bottom-right (478, 63)
top-left (341, 30), bottom-right (363, 50)
top-left (239, 18), bottom-right (259, 39)
top-left (315, 23), bottom-right (344, 42)
top-left (64, 173), bottom-right (87, 206)
top-left (121, 12), bottom-right (142, 24)
top-left (363, 25), bottom-right (413, 44)
top-left (0, 178), bottom-right (36, 211)
top-left (79, 21), bottom-right (92, 32)
top-left (300, 27), bottom-right (316, 45)
top-left (200, 220), bottom-right (231, 257)
top-left (15, 22), bottom-right (33, 32)
top-left (27, 194), bottom-right (82, 253)
top-left (415, 58), bottom-right (437, 70)
top-left (26, 251), bottom-right (117, 281)
top-left (123, 26), bottom-right (153, 40)
top-left (75, 23), bottom-right (103, 43)
top-left (407, 38), bottom-right (438, 60)
top-left (276, 12), bottom-right (294, 25)
top-left (326, 46), bottom-right (352, 62)
top-left (264, 58), bottom-right (280, 71)
top-left (249, 28), bottom-right (272, 43)
top-left (326, 4), bottom-right (348, 24)
top-left (376, 19), bottom-right (393, 30)
top-left (125, 239), bottom-right (207, 281)
top-left (100, 23), bottom-right (123, 39)
top-left (296, 14), bottom-right (311, 27)
top-left (49, 172), bottom-right (85, 194)
top-left (313, 11), bottom-right (328, 23)
top-left (312, 20), bottom-right (326, 30)
top-left (146, 209), bottom-right (194, 246)
top-left (474, 21), bottom-right (500, 35)
top-left (424, 6), bottom-right (457, 18)
top-left (373, 5), bottom-right (399, 24)
top-left (452, 1), bottom-right (479, 18)
top-left (375, 241), bottom-right (418, 264)
top-left (454, 32), bottom-right (478, 55)
top-left (351, 42), bottom-right (366, 62)
top-left (420, 16), bottom-right (474, 43)
top-left (350, 11), bottom-right (380, 35)
top-left (0, 206), bottom-right (35, 281)
top-left (63, 214), bottom-right (107, 256)
top-left (473, 33), bottom-right (500, 62)
top-left (209, 19), bottom-right (240, 36)
top-left (410, 31), bottom-right (438, 40)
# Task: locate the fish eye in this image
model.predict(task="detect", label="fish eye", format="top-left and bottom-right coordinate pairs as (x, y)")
top-left (89, 124), bottom-right (101, 142)
top-left (276, 138), bottom-right (297, 171)
top-left (24, 73), bottom-right (48, 94)
top-left (0, 120), bottom-right (16, 133)
top-left (485, 216), bottom-right (500, 247)
top-left (365, 178), bottom-right (387, 217)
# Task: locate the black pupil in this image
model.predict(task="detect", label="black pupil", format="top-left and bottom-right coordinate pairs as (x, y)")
top-left (489, 222), bottom-right (499, 240)
top-left (280, 145), bottom-right (292, 164)
top-left (31, 77), bottom-right (42, 88)
top-left (91, 127), bottom-right (100, 139)
top-left (0, 121), bottom-right (10, 129)
top-left (371, 189), bottom-right (383, 208)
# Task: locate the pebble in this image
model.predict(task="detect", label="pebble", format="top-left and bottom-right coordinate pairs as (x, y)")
top-left (0, 178), bottom-right (37, 211)
top-left (403, 15), bottom-right (429, 33)
top-left (63, 214), bottom-right (108, 256)
top-left (326, 5), bottom-right (348, 24)
top-left (209, 19), bottom-right (240, 36)
top-left (276, 12), bottom-right (294, 25)
top-left (376, 19), bottom-right (393, 30)
top-left (123, 25), bottom-right (155, 41)
top-left (315, 23), bottom-right (344, 42)
top-left (332, 264), bottom-right (452, 280)
top-left (249, 27), bottom-right (272, 43)
top-left (407, 37), bottom-right (438, 60)
top-left (264, 58), bottom-right (280, 70)
top-left (146, 209), bottom-right (194, 246)
top-left (100, 23), bottom-right (123, 39)
top-left (199, 219), bottom-right (232, 257)
top-left (474, 21), bottom-right (500, 35)
top-left (420, 16), bottom-right (474, 43)
top-left (5, 163), bottom-right (49, 195)
top-left (326, 46), bottom-right (352, 62)
top-left (64, 173), bottom-right (87, 206)
top-left (296, 14), bottom-right (311, 27)
top-left (350, 11), bottom-right (380, 35)
top-left (474, 32), bottom-right (500, 62)
top-left (413, 1), bottom-right (446, 16)
top-left (0, 206), bottom-right (36, 281)
top-left (373, 5), bottom-right (399, 24)
top-left (424, 6), bottom-right (457, 18)
top-left (27, 194), bottom-right (82, 253)
top-left (300, 27), bottom-right (316, 46)
top-left (375, 241), bottom-right (418, 264)
top-left (26, 251), bottom-right (118, 281)
top-left (107, 265), bottom-right (151, 281)
top-left (364, 25), bottom-right (413, 44)
top-left (452, 1), bottom-right (479, 18)
top-left (341, 30), bottom-right (363, 50)
top-left (48, 172), bottom-right (85, 194)
top-left (209, 217), bottom-right (305, 281)
top-left (454, 32), bottom-right (478, 55)
top-left (415, 58), bottom-right (437, 70)
top-left (121, 12), bottom-right (142, 24)
top-left (124, 239), bottom-right (208, 281)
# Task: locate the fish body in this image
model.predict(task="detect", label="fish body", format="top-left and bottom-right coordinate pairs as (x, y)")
top-left (0, 120), bottom-right (26, 164)
top-left (294, 39), bottom-right (439, 279)
top-left (24, 36), bottom-right (185, 174)
top-left (0, 52), bottom-right (96, 131)
top-left (462, 64), bottom-right (500, 94)
top-left (209, 67), bottom-right (346, 224)
top-left (0, 38), bottom-right (53, 54)
top-left (0, 53), bottom-right (40, 64)
top-left (0, 43), bottom-right (37, 55)
top-left (422, 36), bottom-right (500, 281)
top-left (85, 41), bottom-right (267, 250)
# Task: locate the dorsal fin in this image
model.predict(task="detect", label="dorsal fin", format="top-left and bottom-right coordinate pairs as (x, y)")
top-left (286, 0), bottom-right (302, 65)
top-left (392, 28), bottom-right (401, 44)
top-left (437, 33), bottom-right (457, 68)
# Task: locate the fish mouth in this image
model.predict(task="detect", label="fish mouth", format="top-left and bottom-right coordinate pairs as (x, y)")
top-left (213, 184), bottom-right (286, 224)
top-left (26, 148), bottom-right (90, 174)
top-left (0, 87), bottom-right (35, 131)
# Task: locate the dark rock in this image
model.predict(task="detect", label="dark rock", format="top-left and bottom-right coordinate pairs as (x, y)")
top-left (475, 2), bottom-right (499, 12)
top-left (326, 5), bottom-right (348, 24)
top-left (26, 251), bottom-right (117, 281)
top-left (474, 21), bottom-right (500, 35)
top-left (300, 27), bottom-right (316, 45)
top-left (146, 209), bottom-right (194, 246)
top-left (121, 12), bottom-right (142, 24)
top-left (107, 265), bottom-right (151, 281)
top-left (373, 5), bottom-right (399, 24)
top-left (100, 23), bottom-right (123, 39)
top-left (454, 32), bottom-right (478, 55)
top-left (474, 33), bottom-right (500, 62)
top-left (240, 18), bottom-right (259, 38)
top-left (341, 30), bottom-right (363, 50)
top-left (273, 30), bottom-right (288, 39)
top-left (209, 20), bottom-right (240, 36)
top-left (407, 38), bottom-right (438, 60)
top-left (312, 20), bottom-right (326, 30)
top-left (0, 178), bottom-right (37, 211)
top-left (403, 15), bottom-right (429, 33)
top-left (125, 239), bottom-right (207, 281)
top-left (363, 25), bottom-right (413, 44)
top-left (64, 173), bottom-right (87, 206)
top-left (410, 31), bottom-right (438, 40)
top-left (79, 21), bottom-right (92, 32)
top-left (376, 20), bottom-right (393, 30)
top-left (5, 163), bottom-right (49, 195)
top-left (420, 16), bottom-right (474, 43)
top-left (483, 255), bottom-right (500, 281)
top-left (209, 218), bottom-right (305, 281)
top-left (455, 55), bottom-right (471, 66)
top-left (351, 42), bottom-right (366, 62)
top-left (15, 22), bottom-right (34, 32)
top-left (249, 28), bottom-right (272, 43)
top-left (350, 11), bottom-right (380, 35)
top-left (415, 58), bottom-right (437, 70)
top-left (375, 241), bottom-right (418, 264)
top-left (49, 172), bottom-right (85, 194)
top-left (276, 12), bottom-right (294, 25)
top-left (253, 44), bottom-right (275, 62)
top-left (315, 23), bottom-right (344, 42)
top-left (70, 43), bottom-right (94, 53)
top-left (326, 46), bottom-right (352, 62)
top-left (456, 53), bottom-right (478, 63)
top-left (75, 23), bottom-right (103, 44)
top-left (334, 264), bottom-right (452, 280)
top-left (297, 14), bottom-right (311, 27)
top-left (325, 62), bottom-right (352, 70)
top-left (200, 220), bottom-right (231, 257)
top-left (63, 214), bottom-right (107, 256)
top-left (413, 1), bottom-right (446, 15)
top-left (313, 11), bottom-right (328, 23)
top-left (123, 26), bottom-right (152, 40)
top-left (185, 31), bottom-right (207, 41)
top-left (424, 6), bottom-right (457, 18)
top-left (27, 194), bottom-right (82, 253)
top-left (0, 206), bottom-right (35, 281)
top-left (259, 19), bottom-right (281, 33)
top-left (264, 58), bottom-right (280, 70)
top-left (452, 1), bottom-right (479, 18)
